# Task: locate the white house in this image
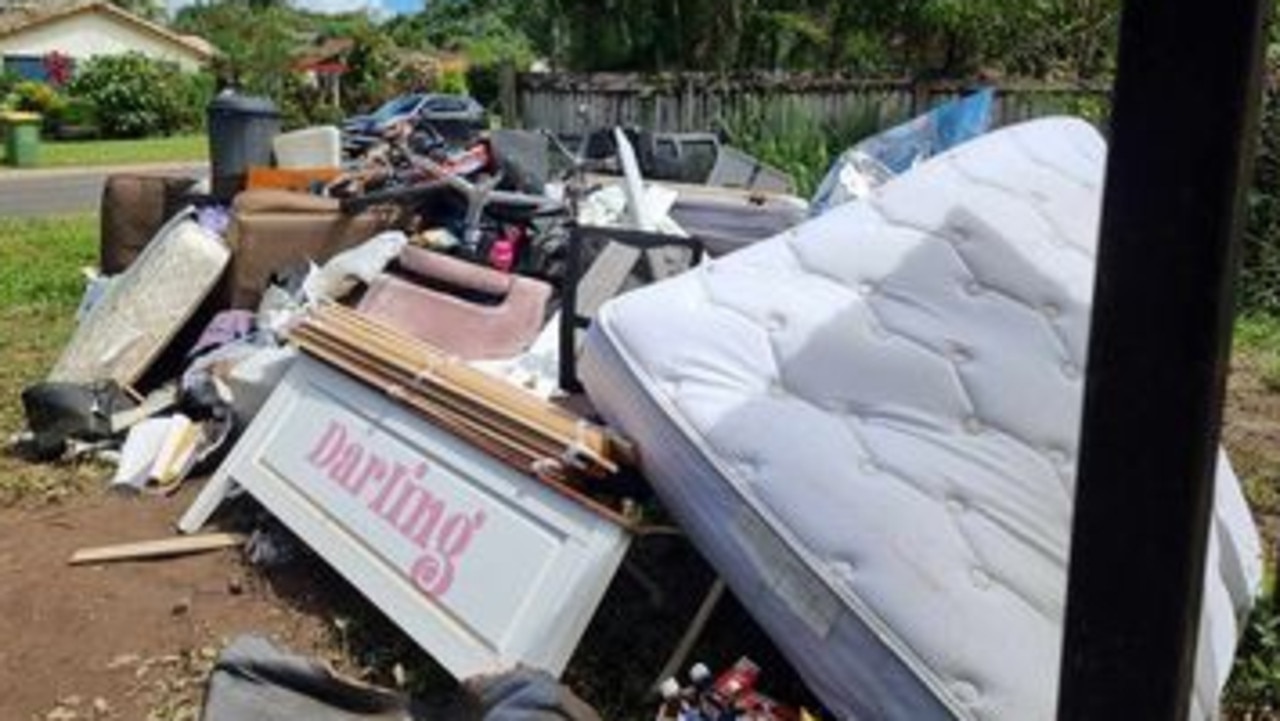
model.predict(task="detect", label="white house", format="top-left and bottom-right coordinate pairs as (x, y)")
top-left (0, 1), bottom-right (216, 78)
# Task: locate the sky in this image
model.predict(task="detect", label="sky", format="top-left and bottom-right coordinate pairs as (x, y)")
top-left (166, 0), bottom-right (425, 17)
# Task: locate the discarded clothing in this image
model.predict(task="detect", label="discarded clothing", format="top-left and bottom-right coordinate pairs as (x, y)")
top-left (201, 635), bottom-right (601, 721)
top-left (201, 635), bottom-right (417, 721)
top-left (188, 310), bottom-right (257, 360)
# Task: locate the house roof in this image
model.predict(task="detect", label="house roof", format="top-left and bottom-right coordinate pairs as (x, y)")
top-left (0, 1), bottom-right (218, 62)
top-left (292, 37), bottom-right (354, 69)
top-left (292, 36), bottom-right (354, 74)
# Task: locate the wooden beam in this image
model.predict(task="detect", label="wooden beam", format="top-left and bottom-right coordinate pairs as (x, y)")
top-left (69, 533), bottom-right (246, 566)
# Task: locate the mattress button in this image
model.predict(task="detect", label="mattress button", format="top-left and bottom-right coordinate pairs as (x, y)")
top-left (962, 416), bottom-right (984, 435)
top-left (831, 560), bottom-right (856, 581)
top-left (946, 497), bottom-right (967, 515)
top-left (1061, 361), bottom-right (1082, 380)
top-left (950, 225), bottom-right (972, 244)
top-left (858, 281), bottom-right (877, 297)
top-left (859, 458), bottom-right (879, 474)
top-left (765, 312), bottom-right (787, 333)
top-left (971, 567), bottom-right (993, 590)
top-left (1042, 301), bottom-right (1062, 319)
top-left (1047, 447), bottom-right (1070, 466)
top-left (768, 379), bottom-right (787, 397)
top-left (951, 681), bottom-right (981, 706)
top-left (948, 342), bottom-right (973, 364)
top-left (963, 280), bottom-right (985, 297)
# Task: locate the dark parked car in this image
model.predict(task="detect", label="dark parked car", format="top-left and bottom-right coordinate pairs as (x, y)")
top-left (342, 93), bottom-right (486, 152)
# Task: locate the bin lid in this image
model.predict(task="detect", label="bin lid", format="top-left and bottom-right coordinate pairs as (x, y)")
top-left (208, 93), bottom-right (279, 117)
top-left (0, 111), bottom-right (41, 123)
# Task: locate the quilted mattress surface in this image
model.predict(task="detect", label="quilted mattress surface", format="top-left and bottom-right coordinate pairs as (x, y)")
top-left (580, 118), bottom-right (1261, 720)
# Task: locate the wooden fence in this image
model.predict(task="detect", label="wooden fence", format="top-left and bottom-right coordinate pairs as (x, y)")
top-left (514, 72), bottom-right (1110, 134)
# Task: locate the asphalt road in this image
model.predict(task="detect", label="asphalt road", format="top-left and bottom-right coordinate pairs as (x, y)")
top-left (0, 163), bottom-right (208, 217)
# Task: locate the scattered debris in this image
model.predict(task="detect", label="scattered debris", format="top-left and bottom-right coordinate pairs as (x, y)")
top-left (68, 532), bottom-right (246, 566)
top-left (24, 85), bottom-right (1248, 721)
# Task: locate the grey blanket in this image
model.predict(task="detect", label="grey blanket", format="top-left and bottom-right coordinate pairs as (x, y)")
top-left (201, 635), bottom-right (600, 721)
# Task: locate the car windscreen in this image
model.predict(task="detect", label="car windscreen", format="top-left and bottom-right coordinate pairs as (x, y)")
top-left (370, 95), bottom-right (422, 122)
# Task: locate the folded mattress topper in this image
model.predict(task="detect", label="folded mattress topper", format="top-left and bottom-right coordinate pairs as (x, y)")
top-left (580, 118), bottom-right (1262, 720)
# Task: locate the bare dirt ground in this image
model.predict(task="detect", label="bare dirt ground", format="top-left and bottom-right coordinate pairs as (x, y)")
top-left (0, 488), bottom-right (339, 721)
top-left (1226, 349), bottom-right (1280, 551)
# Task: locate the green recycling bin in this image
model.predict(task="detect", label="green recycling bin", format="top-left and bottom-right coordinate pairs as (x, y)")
top-left (2, 112), bottom-right (42, 168)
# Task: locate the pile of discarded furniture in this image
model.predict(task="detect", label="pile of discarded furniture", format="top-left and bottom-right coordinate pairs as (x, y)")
top-left (12, 88), bottom-right (1265, 720)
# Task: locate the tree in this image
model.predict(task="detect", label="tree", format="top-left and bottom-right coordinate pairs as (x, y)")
top-left (174, 1), bottom-right (303, 96)
top-left (457, 0), bottom-right (1121, 78)
top-left (108, 0), bottom-right (163, 21)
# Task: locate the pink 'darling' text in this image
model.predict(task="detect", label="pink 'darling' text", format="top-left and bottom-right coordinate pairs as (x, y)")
top-left (305, 421), bottom-right (487, 598)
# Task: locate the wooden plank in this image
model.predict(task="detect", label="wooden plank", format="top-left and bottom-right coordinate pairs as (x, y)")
top-left (69, 532), bottom-right (246, 566)
top-left (574, 242), bottom-right (643, 332)
top-left (292, 307), bottom-right (632, 475)
top-left (109, 384), bottom-right (179, 434)
top-left (312, 308), bottom-right (616, 455)
top-left (651, 577), bottom-right (727, 692)
top-left (320, 305), bottom-right (613, 444)
top-left (292, 329), bottom-right (552, 467)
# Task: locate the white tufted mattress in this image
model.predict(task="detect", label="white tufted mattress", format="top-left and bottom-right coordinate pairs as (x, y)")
top-left (579, 118), bottom-right (1262, 720)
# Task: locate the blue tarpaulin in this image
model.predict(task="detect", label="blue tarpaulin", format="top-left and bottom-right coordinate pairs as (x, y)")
top-left (811, 87), bottom-right (996, 214)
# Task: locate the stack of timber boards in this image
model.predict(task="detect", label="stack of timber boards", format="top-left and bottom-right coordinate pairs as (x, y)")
top-left (291, 304), bottom-right (635, 524)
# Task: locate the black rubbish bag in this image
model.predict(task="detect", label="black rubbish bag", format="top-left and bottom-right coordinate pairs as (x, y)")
top-left (20, 380), bottom-right (134, 460)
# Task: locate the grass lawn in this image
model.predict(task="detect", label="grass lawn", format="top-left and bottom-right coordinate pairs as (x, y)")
top-left (0, 213), bottom-right (101, 504)
top-left (0, 133), bottom-right (206, 169)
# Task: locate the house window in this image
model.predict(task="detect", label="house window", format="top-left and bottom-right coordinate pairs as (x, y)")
top-left (3, 54), bottom-right (77, 83)
top-left (3, 55), bottom-right (47, 81)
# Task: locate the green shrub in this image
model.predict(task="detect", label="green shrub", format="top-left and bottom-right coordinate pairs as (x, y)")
top-left (67, 53), bottom-right (189, 138)
top-left (718, 94), bottom-right (883, 196)
top-left (308, 103), bottom-right (345, 126)
top-left (465, 62), bottom-right (502, 108)
top-left (279, 74), bottom-right (346, 131)
top-left (340, 26), bottom-right (401, 116)
top-left (49, 97), bottom-right (99, 139)
top-left (1242, 75), bottom-right (1280, 317)
top-left (9, 81), bottom-right (68, 134)
top-left (175, 71), bottom-right (217, 132)
top-left (1227, 595), bottom-right (1280, 713)
top-left (0, 70), bottom-right (21, 105)
top-left (12, 80), bottom-right (65, 117)
top-left (436, 67), bottom-right (469, 96)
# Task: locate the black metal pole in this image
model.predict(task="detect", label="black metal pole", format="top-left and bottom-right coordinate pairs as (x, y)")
top-left (1057, 1), bottom-right (1269, 719)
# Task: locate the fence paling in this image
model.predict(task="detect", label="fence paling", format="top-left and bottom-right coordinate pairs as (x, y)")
top-left (516, 73), bottom-right (1109, 134)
